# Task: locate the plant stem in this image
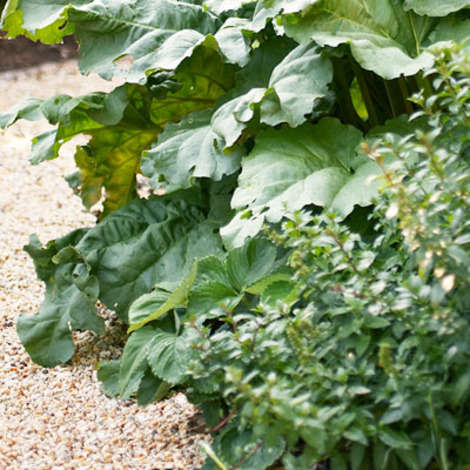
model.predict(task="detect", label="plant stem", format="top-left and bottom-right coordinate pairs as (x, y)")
top-left (332, 58), bottom-right (368, 131)
top-left (384, 80), bottom-right (399, 117)
top-left (398, 77), bottom-right (414, 115)
top-left (208, 408), bottom-right (238, 434)
top-left (230, 441), bottom-right (263, 470)
top-left (350, 59), bottom-right (379, 127)
top-left (408, 13), bottom-right (421, 56)
top-left (201, 442), bottom-right (229, 470)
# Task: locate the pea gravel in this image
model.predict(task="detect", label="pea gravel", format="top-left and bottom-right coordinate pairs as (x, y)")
top-left (0, 61), bottom-right (210, 469)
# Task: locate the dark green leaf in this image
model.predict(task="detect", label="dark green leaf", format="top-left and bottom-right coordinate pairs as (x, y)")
top-left (18, 231), bottom-right (104, 367)
top-left (119, 326), bottom-right (156, 398)
top-left (96, 360), bottom-right (120, 397)
top-left (147, 328), bottom-right (198, 384)
top-left (76, 197), bottom-right (224, 320)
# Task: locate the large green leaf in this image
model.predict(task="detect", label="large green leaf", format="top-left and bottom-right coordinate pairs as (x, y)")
top-left (73, 126), bottom-right (159, 217)
top-left (1, 0), bottom-right (252, 82)
top-left (259, 43), bottom-right (333, 127)
top-left (128, 290), bottom-right (172, 330)
top-left (18, 230), bottom-right (104, 367)
top-left (0, 91), bottom-right (114, 132)
top-left (19, 196), bottom-right (224, 367)
top-left (0, 97), bottom-right (44, 129)
top-left (221, 118), bottom-right (381, 248)
top-left (76, 197), bottom-right (224, 320)
top-left (251, 0), bottom-right (316, 31)
top-left (404, 0), bottom-right (470, 16)
top-left (281, 0), bottom-right (440, 79)
top-left (214, 18), bottom-right (251, 67)
top-left (141, 109), bottom-right (242, 193)
top-left (1, 0), bottom-right (81, 43)
top-left (211, 41), bottom-right (332, 149)
top-left (0, 85), bottom-right (154, 216)
top-left (148, 45), bottom-right (236, 126)
top-left (1, 46), bottom-right (235, 216)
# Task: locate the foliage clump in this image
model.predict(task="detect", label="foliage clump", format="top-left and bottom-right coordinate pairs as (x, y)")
top-left (183, 47), bottom-right (470, 469)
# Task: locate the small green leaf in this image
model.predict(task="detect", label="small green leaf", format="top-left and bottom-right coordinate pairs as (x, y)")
top-left (96, 360), bottom-right (121, 397)
top-left (147, 328), bottom-right (197, 384)
top-left (119, 326), bottom-right (156, 398)
top-left (188, 238), bottom-right (282, 317)
top-left (299, 426), bottom-right (327, 453)
top-left (128, 262), bottom-right (199, 332)
top-left (379, 428), bottom-right (413, 450)
top-left (136, 369), bottom-right (171, 405)
top-left (350, 443), bottom-right (366, 470)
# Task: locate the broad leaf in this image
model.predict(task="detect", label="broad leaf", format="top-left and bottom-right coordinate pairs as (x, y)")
top-left (404, 0), bottom-right (470, 16)
top-left (128, 262), bottom-right (198, 331)
top-left (251, 0), bottom-right (318, 32)
top-left (0, 85), bottom-right (155, 216)
top-left (148, 45), bottom-right (236, 126)
top-left (142, 109), bottom-right (242, 193)
top-left (0, 91), bottom-right (114, 132)
top-left (0, 97), bottom-right (44, 129)
top-left (214, 18), bottom-right (251, 67)
top-left (260, 43), bottom-right (333, 127)
top-left (1, 0), bottom-right (80, 43)
top-left (18, 231), bottom-right (104, 367)
top-left (76, 197), bottom-right (224, 320)
top-left (73, 126), bottom-right (159, 217)
top-left (0, 48), bottom-right (235, 215)
top-left (211, 41), bottom-right (332, 149)
top-left (210, 37), bottom-right (295, 149)
top-left (222, 118), bottom-right (374, 247)
top-left (128, 290), bottom-right (171, 330)
top-left (1, 0), bottom-right (252, 82)
top-left (281, 0), bottom-right (440, 79)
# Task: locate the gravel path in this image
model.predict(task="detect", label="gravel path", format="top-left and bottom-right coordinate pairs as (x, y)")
top-left (0, 61), bottom-right (208, 469)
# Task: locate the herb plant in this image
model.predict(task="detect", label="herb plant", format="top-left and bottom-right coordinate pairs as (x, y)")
top-left (184, 46), bottom-right (470, 469)
top-left (1, 1), bottom-right (470, 468)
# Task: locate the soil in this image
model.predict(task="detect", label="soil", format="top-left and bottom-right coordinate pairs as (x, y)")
top-left (0, 35), bottom-right (78, 71)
